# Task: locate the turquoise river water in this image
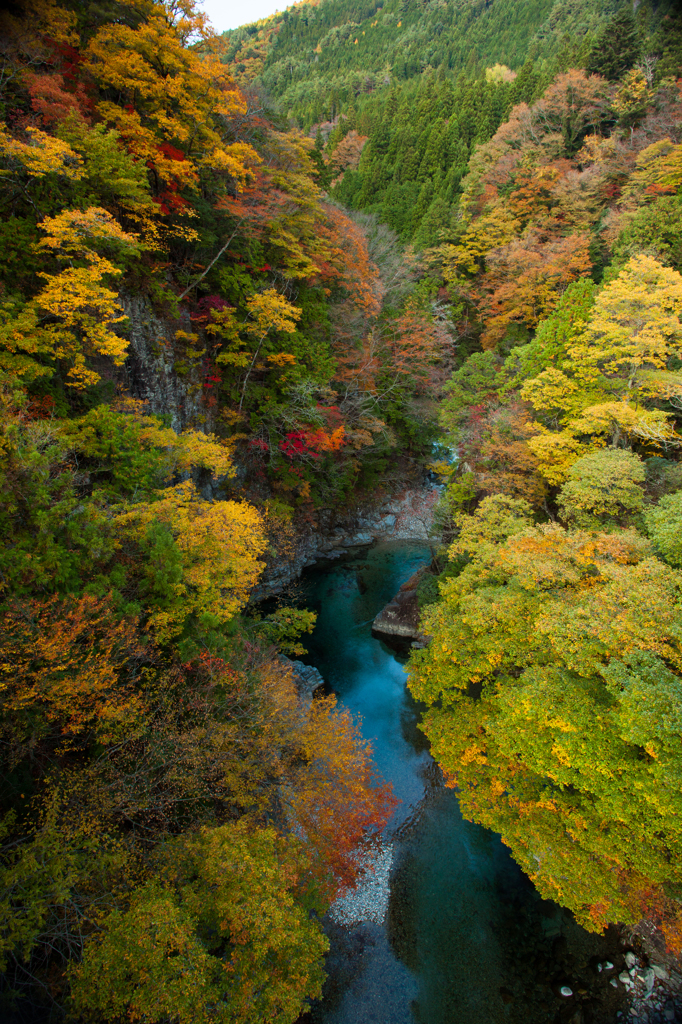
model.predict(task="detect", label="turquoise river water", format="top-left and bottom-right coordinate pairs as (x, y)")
top-left (296, 541), bottom-right (626, 1024)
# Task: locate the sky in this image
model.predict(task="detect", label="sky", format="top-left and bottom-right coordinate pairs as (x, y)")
top-left (200, 0), bottom-right (286, 32)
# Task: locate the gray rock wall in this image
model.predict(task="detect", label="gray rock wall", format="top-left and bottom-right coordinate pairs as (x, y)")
top-left (253, 485), bottom-right (440, 600)
top-left (121, 293), bottom-right (207, 433)
top-left (278, 656), bottom-right (325, 709)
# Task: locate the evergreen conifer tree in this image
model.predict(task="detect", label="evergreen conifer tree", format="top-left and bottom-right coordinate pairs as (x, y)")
top-left (586, 9), bottom-right (640, 82)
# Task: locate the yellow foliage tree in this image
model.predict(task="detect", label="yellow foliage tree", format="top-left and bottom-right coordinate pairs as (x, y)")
top-left (521, 257), bottom-right (682, 482)
top-left (434, 205), bottom-right (520, 279)
top-left (210, 288), bottom-right (302, 409)
top-left (612, 68), bottom-right (651, 124)
top-left (569, 254), bottom-right (682, 398)
top-left (84, 0), bottom-right (259, 193)
top-left (0, 595), bottom-right (148, 762)
top-left (0, 123), bottom-right (84, 180)
top-left (0, 207), bottom-right (140, 388)
top-left (115, 482), bottom-right (266, 641)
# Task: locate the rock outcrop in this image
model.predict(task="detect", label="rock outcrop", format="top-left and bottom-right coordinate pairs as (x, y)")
top-left (253, 486), bottom-right (440, 600)
top-left (121, 293), bottom-right (208, 433)
top-left (280, 656), bottom-right (325, 709)
top-left (371, 566), bottom-right (430, 649)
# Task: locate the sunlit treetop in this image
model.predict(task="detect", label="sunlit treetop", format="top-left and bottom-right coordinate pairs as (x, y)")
top-left (85, 0), bottom-right (260, 193)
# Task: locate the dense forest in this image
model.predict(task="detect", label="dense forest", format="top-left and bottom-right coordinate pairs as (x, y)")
top-left (0, 0), bottom-right (430, 1018)
top-left (2, 0), bottom-right (682, 1019)
top-left (225, 0), bottom-right (682, 245)
top-left (399, 10), bottom-right (682, 957)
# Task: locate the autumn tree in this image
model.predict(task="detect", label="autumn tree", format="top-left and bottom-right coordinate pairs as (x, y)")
top-left (479, 232), bottom-right (592, 349)
top-left (0, 206), bottom-right (140, 387)
top-left (114, 482), bottom-right (266, 641)
top-left (0, 123), bottom-right (85, 184)
top-left (0, 595), bottom-right (148, 765)
top-left (84, 0), bottom-right (259, 195)
top-left (556, 448), bottom-right (646, 527)
top-left (380, 310), bottom-right (450, 393)
top-left (274, 674), bottom-right (396, 897)
top-left (70, 823), bottom-right (327, 1024)
top-left (408, 497), bottom-right (682, 940)
top-left (567, 254), bottom-right (682, 404)
top-left (532, 70), bottom-right (614, 156)
top-left (330, 130), bottom-right (368, 176)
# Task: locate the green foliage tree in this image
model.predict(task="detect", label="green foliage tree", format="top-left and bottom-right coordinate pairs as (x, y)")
top-left (408, 499), bottom-right (682, 938)
top-left (586, 9), bottom-right (640, 82)
top-left (70, 823), bottom-right (327, 1024)
top-left (644, 491), bottom-right (682, 567)
top-left (556, 448), bottom-right (646, 527)
top-left (439, 351), bottom-right (503, 438)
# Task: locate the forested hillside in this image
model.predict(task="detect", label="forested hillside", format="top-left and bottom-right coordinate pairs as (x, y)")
top-left (229, 0), bottom-right (637, 120)
top-left (225, 0), bottom-right (682, 246)
top-left (395, 16), bottom-right (682, 955)
top-left (0, 0), bottom-right (428, 1018)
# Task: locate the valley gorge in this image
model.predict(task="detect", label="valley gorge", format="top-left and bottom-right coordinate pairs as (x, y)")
top-left (1, 1), bottom-right (682, 1022)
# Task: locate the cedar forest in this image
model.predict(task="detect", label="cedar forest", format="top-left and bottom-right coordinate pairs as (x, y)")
top-left (1, 0), bottom-right (682, 1019)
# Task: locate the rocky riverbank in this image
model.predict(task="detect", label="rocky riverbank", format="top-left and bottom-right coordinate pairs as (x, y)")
top-left (329, 843), bottom-right (394, 927)
top-left (253, 485), bottom-right (440, 600)
top-left (610, 949), bottom-right (682, 1023)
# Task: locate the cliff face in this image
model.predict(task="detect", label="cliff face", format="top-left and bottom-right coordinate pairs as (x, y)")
top-left (118, 293), bottom-right (442, 595)
top-left (121, 293), bottom-right (207, 433)
top-left (252, 485), bottom-right (440, 600)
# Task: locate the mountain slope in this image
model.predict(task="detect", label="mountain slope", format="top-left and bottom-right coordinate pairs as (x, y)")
top-left (222, 0), bottom-right (681, 248)
top-left (226, 0), bottom-right (636, 121)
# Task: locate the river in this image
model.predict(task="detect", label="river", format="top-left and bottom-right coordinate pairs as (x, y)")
top-left (296, 540), bottom-right (626, 1024)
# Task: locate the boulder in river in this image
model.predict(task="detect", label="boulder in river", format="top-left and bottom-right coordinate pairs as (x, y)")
top-left (371, 567), bottom-right (429, 647)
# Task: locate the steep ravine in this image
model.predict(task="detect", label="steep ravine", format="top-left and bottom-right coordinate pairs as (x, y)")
top-left (253, 485), bottom-right (441, 600)
top-left (119, 291), bottom-right (682, 1024)
top-left (294, 543), bottom-right (681, 1024)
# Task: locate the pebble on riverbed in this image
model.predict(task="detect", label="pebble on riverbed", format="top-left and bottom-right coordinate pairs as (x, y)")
top-left (614, 949), bottom-right (682, 1023)
top-left (329, 843), bottom-right (394, 926)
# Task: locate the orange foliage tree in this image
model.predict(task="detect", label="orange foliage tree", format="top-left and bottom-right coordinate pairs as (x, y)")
top-left (0, 595), bottom-right (148, 763)
top-left (479, 233), bottom-right (592, 349)
top-left (84, 0), bottom-right (258, 196)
